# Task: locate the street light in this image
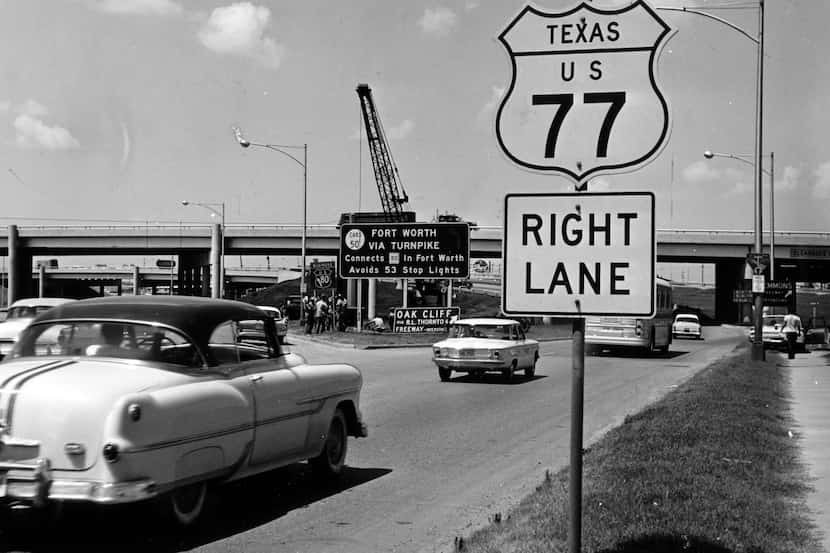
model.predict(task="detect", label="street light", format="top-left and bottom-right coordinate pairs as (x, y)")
top-left (232, 126), bottom-right (308, 312)
top-left (660, 1), bottom-right (766, 360)
top-left (181, 200), bottom-right (225, 299)
top-left (703, 150), bottom-right (775, 279)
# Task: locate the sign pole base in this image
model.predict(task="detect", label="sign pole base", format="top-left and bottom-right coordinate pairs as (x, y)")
top-left (569, 316), bottom-right (585, 553)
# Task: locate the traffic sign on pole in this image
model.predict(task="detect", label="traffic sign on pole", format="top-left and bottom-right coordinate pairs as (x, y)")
top-left (495, 1), bottom-right (674, 184)
top-left (502, 192), bottom-right (656, 316)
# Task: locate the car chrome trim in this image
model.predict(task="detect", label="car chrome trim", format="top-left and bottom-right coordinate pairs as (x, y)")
top-left (3, 360), bottom-right (77, 433)
top-left (123, 422), bottom-right (253, 453)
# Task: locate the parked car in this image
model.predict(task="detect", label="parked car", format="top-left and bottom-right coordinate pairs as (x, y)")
top-left (0, 297), bottom-right (75, 359)
top-left (672, 313), bottom-right (702, 340)
top-left (0, 296), bottom-right (367, 526)
top-left (255, 305), bottom-right (288, 344)
top-left (432, 318), bottom-right (539, 382)
top-left (748, 314), bottom-right (806, 351)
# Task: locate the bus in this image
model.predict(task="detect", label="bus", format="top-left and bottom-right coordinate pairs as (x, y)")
top-left (585, 277), bottom-right (673, 354)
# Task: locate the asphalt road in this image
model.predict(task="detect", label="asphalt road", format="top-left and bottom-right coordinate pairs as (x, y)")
top-left (0, 326), bottom-right (745, 553)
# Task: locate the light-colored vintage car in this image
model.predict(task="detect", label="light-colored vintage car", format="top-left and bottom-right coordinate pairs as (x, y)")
top-left (0, 297), bottom-right (76, 359)
top-left (0, 296), bottom-right (367, 525)
top-left (748, 314), bottom-right (806, 351)
top-left (672, 313), bottom-right (703, 340)
top-left (432, 318), bottom-right (539, 382)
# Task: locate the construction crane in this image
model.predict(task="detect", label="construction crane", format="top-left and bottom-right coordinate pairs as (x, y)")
top-left (355, 83), bottom-right (412, 222)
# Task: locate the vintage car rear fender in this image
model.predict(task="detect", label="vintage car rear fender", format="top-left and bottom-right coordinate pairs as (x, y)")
top-left (101, 379), bottom-right (255, 486)
top-left (294, 363), bottom-right (364, 449)
top-left (1, 358), bottom-right (197, 472)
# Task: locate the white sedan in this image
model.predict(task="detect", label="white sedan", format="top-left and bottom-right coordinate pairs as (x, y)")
top-left (672, 313), bottom-right (703, 340)
top-left (432, 318), bottom-right (539, 382)
top-left (0, 297), bottom-right (75, 359)
top-left (0, 296), bottom-right (367, 526)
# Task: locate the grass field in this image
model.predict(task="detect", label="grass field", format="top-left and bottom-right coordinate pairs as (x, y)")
top-left (456, 345), bottom-right (823, 553)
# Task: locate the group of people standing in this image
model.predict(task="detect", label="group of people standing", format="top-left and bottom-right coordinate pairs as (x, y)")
top-left (302, 294), bottom-right (347, 334)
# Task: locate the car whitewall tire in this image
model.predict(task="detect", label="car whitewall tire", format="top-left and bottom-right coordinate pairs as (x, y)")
top-left (311, 408), bottom-right (348, 477)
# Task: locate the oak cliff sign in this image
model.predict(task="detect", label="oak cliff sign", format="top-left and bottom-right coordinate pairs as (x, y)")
top-left (495, 1), bottom-right (673, 183)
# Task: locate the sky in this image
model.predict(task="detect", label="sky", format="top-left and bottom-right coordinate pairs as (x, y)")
top-left (0, 0), bottom-right (826, 242)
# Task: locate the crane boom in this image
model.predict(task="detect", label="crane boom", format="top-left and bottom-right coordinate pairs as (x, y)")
top-left (356, 83), bottom-right (410, 221)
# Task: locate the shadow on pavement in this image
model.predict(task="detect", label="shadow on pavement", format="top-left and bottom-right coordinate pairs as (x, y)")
top-left (0, 464), bottom-right (392, 553)
top-left (597, 534), bottom-right (736, 553)
top-left (588, 348), bottom-right (688, 359)
top-left (446, 373), bottom-right (548, 385)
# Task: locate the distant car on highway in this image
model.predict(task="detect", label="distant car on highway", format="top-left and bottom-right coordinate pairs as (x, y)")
top-left (0, 297), bottom-right (75, 359)
top-left (432, 318), bottom-right (539, 382)
top-left (672, 313), bottom-right (702, 340)
top-left (748, 314), bottom-right (806, 351)
top-left (0, 296), bottom-right (367, 526)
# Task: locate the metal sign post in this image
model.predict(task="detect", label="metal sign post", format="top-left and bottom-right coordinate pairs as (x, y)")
top-left (570, 301), bottom-right (585, 553)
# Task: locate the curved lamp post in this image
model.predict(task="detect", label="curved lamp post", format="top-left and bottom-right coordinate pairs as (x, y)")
top-left (703, 150), bottom-right (775, 279)
top-left (232, 126), bottom-right (308, 317)
top-left (182, 200), bottom-right (225, 298)
top-left (660, 1), bottom-right (766, 360)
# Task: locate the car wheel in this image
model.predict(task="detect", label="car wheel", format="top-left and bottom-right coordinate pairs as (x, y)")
top-left (502, 360), bottom-right (516, 382)
top-left (525, 353), bottom-right (538, 378)
top-left (311, 409), bottom-right (348, 477)
top-left (166, 481), bottom-right (208, 527)
top-left (438, 367), bottom-right (452, 382)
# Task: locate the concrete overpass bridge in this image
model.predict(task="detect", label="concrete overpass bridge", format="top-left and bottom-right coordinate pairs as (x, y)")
top-left (2, 224), bottom-right (829, 321)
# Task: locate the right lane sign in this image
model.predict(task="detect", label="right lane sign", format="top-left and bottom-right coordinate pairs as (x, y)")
top-left (502, 192), bottom-right (655, 316)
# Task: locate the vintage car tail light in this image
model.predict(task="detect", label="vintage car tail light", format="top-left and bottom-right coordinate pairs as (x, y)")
top-left (490, 350), bottom-right (500, 359)
top-left (635, 321), bottom-right (643, 336)
top-left (127, 403), bottom-right (142, 422)
top-left (103, 443), bottom-right (120, 463)
top-left (433, 347), bottom-right (441, 356)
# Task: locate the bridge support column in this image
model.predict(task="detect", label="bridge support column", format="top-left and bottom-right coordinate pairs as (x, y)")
top-left (133, 266), bottom-right (141, 295)
top-left (211, 224), bottom-right (222, 299)
top-left (8, 225), bottom-right (33, 303)
top-left (715, 260), bottom-right (746, 324)
top-left (367, 279), bottom-right (376, 319)
top-left (38, 265), bottom-right (46, 297)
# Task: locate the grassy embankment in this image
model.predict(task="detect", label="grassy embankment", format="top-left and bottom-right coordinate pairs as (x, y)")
top-left (456, 345), bottom-right (822, 553)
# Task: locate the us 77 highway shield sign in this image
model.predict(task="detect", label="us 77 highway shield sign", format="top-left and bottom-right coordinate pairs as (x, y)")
top-left (502, 192), bottom-right (655, 317)
top-left (495, 1), bottom-right (674, 183)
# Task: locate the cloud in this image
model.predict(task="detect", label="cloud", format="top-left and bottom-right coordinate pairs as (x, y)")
top-left (777, 165), bottom-right (800, 192)
top-left (198, 3), bottom-right (285, 70)
top-left (682, 160), bottom-right (721, 183)
top-left (813, 162), bottom-right (830, 199)
top-left (386, 119), bottom-right (415, 140)
top-left (477, 85), bottom-right (505, 128)
top-left (14, 114), bottom-right (80, 150)
top-left (418, 7), bottom-right (457, 36)
top-left (16, 99), bottom-right (49, 117)
top-left (87, 0), bottom-right (184, 16)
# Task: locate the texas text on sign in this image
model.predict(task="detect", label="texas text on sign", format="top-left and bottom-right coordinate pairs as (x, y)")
top-left (392, 307), bottom-right (461, 333)
top-left (502, 192), bottom-right (655, 316)
top-left (339, 223), bottom-right (470, 279)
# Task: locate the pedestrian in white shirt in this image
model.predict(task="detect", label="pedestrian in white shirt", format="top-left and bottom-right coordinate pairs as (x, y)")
top-left (782, 308), bottom-right (803, 359)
